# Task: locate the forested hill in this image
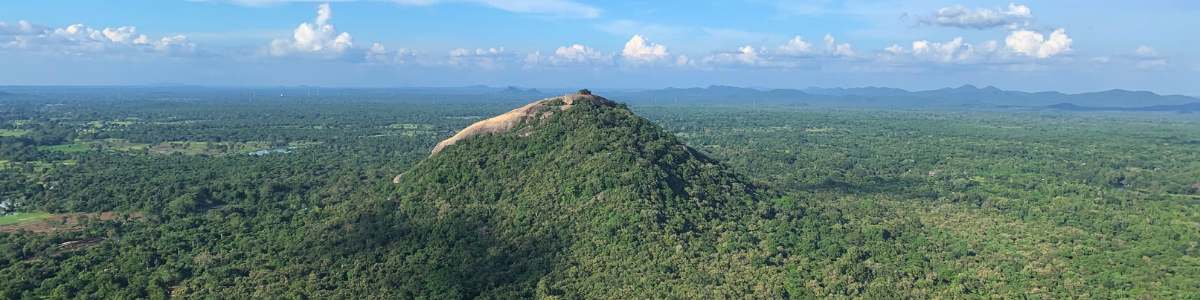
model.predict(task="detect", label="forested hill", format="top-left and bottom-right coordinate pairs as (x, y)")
top-left (375, 94), bottom-right (885, 298)
top-left (386, 94), bottom-right (784, 297)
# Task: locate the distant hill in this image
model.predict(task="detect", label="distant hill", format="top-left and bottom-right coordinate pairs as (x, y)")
top-left (496, 86), bottom-right (546, 96)
top-left (620, 85), bottom-right (1198, 108)
top-left (625, 85), bottom-right (983, 108)
top-left (907, 86), bottom-right (1198, 107)
top-left (802, 86), bottom-right (909, 96)
top-left (1046, 102), bottom-right (1200, 113)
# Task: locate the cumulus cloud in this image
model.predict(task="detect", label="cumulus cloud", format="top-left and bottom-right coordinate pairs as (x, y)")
top-left (202, 0), bottom-right (601, 18)
top-left (1005, 28), bottom-right (1072, 58)
top-left (776, 36), bottom-right (814, 55)
top-left (915, 3), bottom-right (1033, 30)
top-left (881, 38), bottom-right (999, 65)
top-left (448, 47), bottom-right (517, 69)
top-left (525, 44), bottom-right (614, 68)
top-left (700, 46), bottom-right (762, 67)
top-left (823, 34), bottom-right (854, 57)
top-left (674, 55), bottom-right (698, 68)
top-left (696, 34), bottom-right (855, 69)
top-left (365, 43), bottom-right (419, 65)
top-left (621, 35), bottom-right (671, 66)
top-left (268, 3), bottom-right (354, 59)
top-left (1, 21), bottom-right (196, 57)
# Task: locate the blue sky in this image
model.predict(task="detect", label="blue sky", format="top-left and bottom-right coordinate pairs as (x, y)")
top-left (1, 0), bottom-right (1197, 94)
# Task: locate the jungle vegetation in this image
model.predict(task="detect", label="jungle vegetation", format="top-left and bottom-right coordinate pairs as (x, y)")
top-left (0, 89), bottom-right (1198, 299)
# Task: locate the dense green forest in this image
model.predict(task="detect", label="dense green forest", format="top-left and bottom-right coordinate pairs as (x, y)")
top-left (1, 90), bottom-right (1198, 299)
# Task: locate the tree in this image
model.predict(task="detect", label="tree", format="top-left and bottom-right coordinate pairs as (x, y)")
top-left (578, 89), bottom-right (592, 95)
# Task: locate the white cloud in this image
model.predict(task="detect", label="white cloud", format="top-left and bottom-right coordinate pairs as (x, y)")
top-left (525, 44), bottom-right (614, 68)
top-left (1135, 45), bottom-right (1158, 57)
top-left (448, 47), bottom-right (516, 69)
top-left (881, 38), bottom-right (999, 65)
top-left (1, 21), bottom-right (196, 57)
top-left (674, 54), bottom-right (699, 69)
top-left (912, 38), bottom-right (981, 62)
top-left (1005, 29), bottom-right (1072, 58)
top-left (915, 3), bottom-right (1033, 30)
top-left (365, 43), bottom-right (419, 65)
top-left (823, 34), bottom-right (854, 57)
top-left (696, 34), bottom-right (858, 69)
top-left (621, 35), bottom-right (671, 66)
top-left (555, 44), bottom-right (611, 64)
top-left (0, 20), bottom-right (49, 36)
top-left (777, 36), bottom-right (814, 55)
top-left (201, 0), bottom-right (601, 18)
top-left (700, 46), bottom-right (762, 67)
top-left (268, 3), bottom-right (354, 59)
top-left (151, 35), bottom-right (199, 55)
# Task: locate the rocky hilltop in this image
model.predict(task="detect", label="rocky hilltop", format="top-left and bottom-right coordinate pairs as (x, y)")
top-left (429, 93), bottom-right (615, 156)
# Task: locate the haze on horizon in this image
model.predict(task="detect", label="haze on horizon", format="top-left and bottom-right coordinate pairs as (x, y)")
top-left (1, 0), bottom-right (1197, 94)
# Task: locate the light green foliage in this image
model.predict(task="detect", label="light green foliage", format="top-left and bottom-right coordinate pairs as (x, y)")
top-left (0, 212), bottom-right (51, 225)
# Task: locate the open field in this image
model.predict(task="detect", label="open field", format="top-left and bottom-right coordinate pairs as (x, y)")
top-left (0, 212), bottom-right (141, 233)
top-left (37, 144), bottom-right (92, 153)
top-left (0, 212), bottom-right (51, 225)
top-left (0, 129), bottom-right (29, 137)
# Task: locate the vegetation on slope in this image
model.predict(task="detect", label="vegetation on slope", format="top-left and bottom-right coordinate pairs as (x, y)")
top-left (0, 91), bottom-right (1196, 299)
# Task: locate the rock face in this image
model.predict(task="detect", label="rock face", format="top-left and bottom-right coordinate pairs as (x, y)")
top-left (429, 94), bottom-right (614, 156)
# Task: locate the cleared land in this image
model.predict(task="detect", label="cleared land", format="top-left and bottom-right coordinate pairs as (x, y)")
top-left (0, 212), bottom-right (142, 233)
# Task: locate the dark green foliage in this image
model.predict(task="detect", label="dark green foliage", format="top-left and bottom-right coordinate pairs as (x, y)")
top-left (0, 90), bottom-right (1197, 299)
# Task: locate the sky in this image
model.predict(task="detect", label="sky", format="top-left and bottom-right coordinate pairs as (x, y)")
top-left (0, 0), bottom-right (1197, 94)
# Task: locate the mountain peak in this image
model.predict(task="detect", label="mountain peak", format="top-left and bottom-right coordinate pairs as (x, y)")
top-left (429, 94), bottom-right (615, 156)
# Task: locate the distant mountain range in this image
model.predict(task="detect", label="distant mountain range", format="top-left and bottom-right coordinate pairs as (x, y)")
top-left (618, 84), bottom-right (1200, 109)
top-left (3, 84), bottom-right (1195, 110)
top-left (801, 86), bottom-right (910, 96)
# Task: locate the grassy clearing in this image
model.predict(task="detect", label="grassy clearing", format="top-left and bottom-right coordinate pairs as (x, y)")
top-left (0, 212), bottom-right (51, 225)
top-left (0, 129), bottom-right (29, 137)
top-left (85, 120), bottom-right (135, 128)
top-left (38, 144), bottom-right (92, 153)
top-left (385, 123), bottom-right (433, 130)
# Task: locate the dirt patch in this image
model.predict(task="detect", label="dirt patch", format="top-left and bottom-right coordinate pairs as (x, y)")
top-left (429, 94), bottom-right (614, 156)
top-left (0, 211), bottom-right (142, 233)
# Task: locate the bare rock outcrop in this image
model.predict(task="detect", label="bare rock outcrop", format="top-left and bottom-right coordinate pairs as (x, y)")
top-left (429, 94), bottom-right (613, 156)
